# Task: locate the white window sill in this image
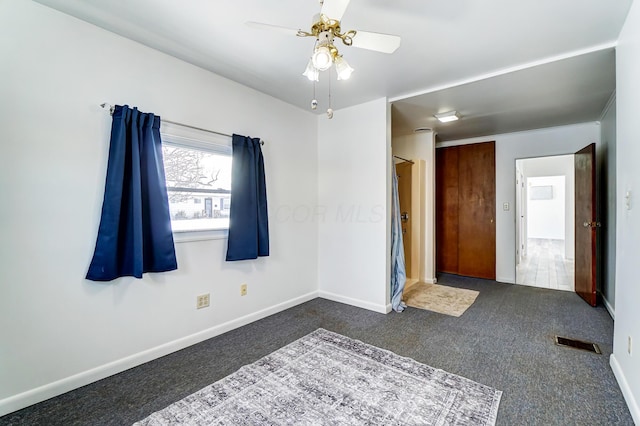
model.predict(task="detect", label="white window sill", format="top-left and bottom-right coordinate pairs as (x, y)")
top-left (173, 228), bottom-right (228, 243)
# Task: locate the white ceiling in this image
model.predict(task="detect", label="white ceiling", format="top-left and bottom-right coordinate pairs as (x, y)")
top-left (34, 0), bottom-right (632, 141)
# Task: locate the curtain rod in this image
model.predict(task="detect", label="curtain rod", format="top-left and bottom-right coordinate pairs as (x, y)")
top-left (393, 155), bottom-right (414, 164)
top-left (100, 103), bottom-right (264, 145)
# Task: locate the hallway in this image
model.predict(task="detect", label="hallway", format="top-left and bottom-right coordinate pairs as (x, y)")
top-left (516, 238), bottom-right (574, 291)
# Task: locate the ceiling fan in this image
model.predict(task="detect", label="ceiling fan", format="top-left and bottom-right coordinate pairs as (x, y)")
top-left (247, 0), bottom-right (401, 117)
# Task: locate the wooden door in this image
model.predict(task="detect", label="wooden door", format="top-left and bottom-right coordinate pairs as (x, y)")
top-left (436, 147), bottom-right (459, 274)
top-left (575, 143), bottom-right (597, 306)
top-left (436, 142), bottom-right (496, 279)
top-left (396, 162), bottom-right (412, 277)
top-left (458, 142), bottom-right (496, 279)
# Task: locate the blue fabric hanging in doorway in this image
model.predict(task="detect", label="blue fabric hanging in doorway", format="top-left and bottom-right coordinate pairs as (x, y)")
top-left (226, 134), bottom-right (269, 261)
top-left (390, 161), bottom-right (407, 312)
top-left (86, 105), bottom-right (177, 281)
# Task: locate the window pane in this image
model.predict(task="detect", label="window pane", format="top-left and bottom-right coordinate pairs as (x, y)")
top-left (162, 144), bottom-right (232, 232)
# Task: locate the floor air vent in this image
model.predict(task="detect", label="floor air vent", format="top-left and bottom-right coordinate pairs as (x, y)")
top-left (555, 336), bottom-right (601, 354)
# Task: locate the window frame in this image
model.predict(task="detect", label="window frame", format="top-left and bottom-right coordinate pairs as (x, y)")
top-left (160, 122), bottom-right (232, 243)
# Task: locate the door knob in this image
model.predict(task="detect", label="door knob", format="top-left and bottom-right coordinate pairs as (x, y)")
top-left (401, 212), bottom-right (409, 222)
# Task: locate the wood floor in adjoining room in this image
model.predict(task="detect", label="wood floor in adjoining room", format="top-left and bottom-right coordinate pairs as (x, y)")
top-left (516, 238), bottom-right (574, 291)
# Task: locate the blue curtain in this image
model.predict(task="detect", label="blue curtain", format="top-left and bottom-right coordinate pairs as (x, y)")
top-left (86, 105), bottom-right (177, 281)
top-left (391, 162), bottom-right (407, 312)
top-left (226, 134), bottom-right (269, 261)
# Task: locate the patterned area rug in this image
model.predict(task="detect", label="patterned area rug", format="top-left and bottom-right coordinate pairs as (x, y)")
top-left (403, 283), bottom-right (480, 317)
top-left (135, 329), bottom-right (501, 425)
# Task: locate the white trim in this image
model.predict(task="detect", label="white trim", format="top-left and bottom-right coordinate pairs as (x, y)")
top-left (602, 296), bottom-right (616, 320)
top-left (173, 229), bottom-right (228, 243)
top-left (496, 276), bottom-right (516, 284)
top-left (599, 91), bottom-right (617, 122)
top-left (389, 42), bottom-right (617, 103)
top-left (422, 277), bottom-right (438, 284)
top-left (610, 354), bottom-right (640, 425)
top-left (161, 133), bottom-right (232, 155)
top-left (318, 290), bottom-right (391, 314)
top-left (160, 121), bottom-right (232, 154)
top-left (0, 291), bottom-right (319, 417)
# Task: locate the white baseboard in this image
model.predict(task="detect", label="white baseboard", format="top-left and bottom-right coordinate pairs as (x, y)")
top-left (602, 296), bottom-right (615, 319)
top-left (610, 354), bottom-right (640, 425)
top-left (318, 290), bottom-right (390, 314)
top-left (496, 276), bottom-right (515, 284)
top-left (422, 277), bottom-right (437, 284)
top-left (0, 290), bottom-right (319, 417)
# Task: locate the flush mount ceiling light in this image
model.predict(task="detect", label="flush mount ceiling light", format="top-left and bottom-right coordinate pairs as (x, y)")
top-left (434, 111), bottom-right (461, 123)
top-left (247, 0), bottom-right (401, 119)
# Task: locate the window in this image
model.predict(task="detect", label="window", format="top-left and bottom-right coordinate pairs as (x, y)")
top-left (160, 122), bottom-right (232, 237)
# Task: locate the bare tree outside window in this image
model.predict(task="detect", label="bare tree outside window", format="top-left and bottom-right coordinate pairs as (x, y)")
top-left (163, 146), bottom-right (224, 202)
top-left (162, 143), bottom-right (232, 231)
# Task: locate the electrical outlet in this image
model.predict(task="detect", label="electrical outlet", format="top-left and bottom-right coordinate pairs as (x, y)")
top-left (240, 284), bottom-right (247, 296)
top-left (196, 293), bottom-right (210, 309)
top-left (629, 336), bottom-right (632, 355)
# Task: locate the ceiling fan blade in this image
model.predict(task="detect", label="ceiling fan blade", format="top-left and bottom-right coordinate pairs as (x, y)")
top-left (321, 0), bottom-right (350, 21)
top-left (351, 31), bottom-right (401, 54)
top-left (246, 21), bottom-right (302, 37)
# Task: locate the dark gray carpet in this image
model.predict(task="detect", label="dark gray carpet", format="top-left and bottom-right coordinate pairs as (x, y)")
top-left (1, 274), bottom-right (633, 425)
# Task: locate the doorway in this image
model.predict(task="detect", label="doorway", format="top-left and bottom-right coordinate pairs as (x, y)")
top-left (515, 155), bottom-right (575, 291)
top-left (396, 160), bottom-right (413, 281)
top-left (393, 155), bottom-right (427, 288)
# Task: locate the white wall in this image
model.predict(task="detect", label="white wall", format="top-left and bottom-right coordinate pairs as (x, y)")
top-left (0, 1), bottom-right (318, 415)
top-left (391, 132), bottom-right (436, 283)
top-left (520, 155), bottom-right (575, 258)
top-left (526, 176), bottom-right (566, 240)
top-left (439, 123), bottom-right (600, 283)
top-left (317, 98), bottom-right (390, 313)
top-left (611, 0), bottom-right (640, 422)
top-left (599, 95), bottom-right (617, 314)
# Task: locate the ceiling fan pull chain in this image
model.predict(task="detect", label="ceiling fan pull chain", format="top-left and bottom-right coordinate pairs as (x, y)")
top-left (327, 67), bottom-right (334, 119)
top-left (311, 80), bottom-right (318, 110)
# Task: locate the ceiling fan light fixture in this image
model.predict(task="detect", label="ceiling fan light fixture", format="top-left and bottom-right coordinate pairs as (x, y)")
top-left (303, 58), bottom-right (319, 81)
top-left (312, 46), bottom-right (333, 71)
top-left (434, 111), bottom-right (461, 123)
top-left (334, 56), bottom-right (354, 80)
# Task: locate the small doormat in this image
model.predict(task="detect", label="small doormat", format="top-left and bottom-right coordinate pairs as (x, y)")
top-left (403, 283), bottom-right (479, 317)
top-left (554, 336), bottom-right (602, 354)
